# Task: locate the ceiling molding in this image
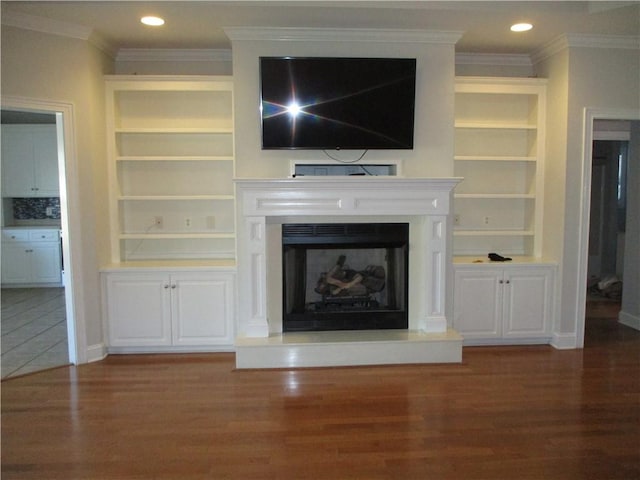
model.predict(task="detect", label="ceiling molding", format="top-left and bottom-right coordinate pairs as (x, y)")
top-left (532, 33), bottom-right (640, 64)
top-left (2, 10), bottom-right (116, 58)
top-left (223, 27), bottom-right (463, 45)
top-left (455, 53), bottom-right (532, 67)
top-left (2, 10), bottom-right (92, 40)
top-left (116, 49), bottom-right (232, 63)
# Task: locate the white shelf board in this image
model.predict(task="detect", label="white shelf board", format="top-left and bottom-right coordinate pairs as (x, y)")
top-left (455, 193), bottom-right (535, 199)
top-left (454, 229), bottom-right (535, 237)
top-left (118, 195), bottom-right (234, 201)
top-left (116, 155), bottom-right (234, 162)
top-left (454, 155), bottom-right (536, 162)
top-left (115, 127), bottom-right (233, 134)
top-left (119, 232), bottom-right (235, 240)
top-left (455, 122), bottom-right (536, 130)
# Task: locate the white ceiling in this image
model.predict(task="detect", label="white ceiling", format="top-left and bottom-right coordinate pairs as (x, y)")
top-left (1, 1), bottom-right (639, 55)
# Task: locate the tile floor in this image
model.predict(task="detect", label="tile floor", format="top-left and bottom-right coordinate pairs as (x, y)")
top-left (1, 287), bottom-right (69, 379)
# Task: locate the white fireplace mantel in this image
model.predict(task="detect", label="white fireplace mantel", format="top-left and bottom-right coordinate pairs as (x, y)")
top-left (234, 177), bottom-right (461, 340)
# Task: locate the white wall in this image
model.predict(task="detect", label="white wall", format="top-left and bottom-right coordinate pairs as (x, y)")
top-left (228, 31), bottom-right (457, 179)
top-left (535, 43), bottom-right (640, 343)
top-left (620, 121), bottom-right (640, 329)
top-left (1, 26), bottom-right (114, 359)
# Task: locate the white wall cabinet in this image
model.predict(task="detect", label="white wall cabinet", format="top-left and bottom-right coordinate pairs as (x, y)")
top-left (453, 77), bottom-right (546, 258)
top-left (1, 125), bottom-right (59, 197)
top-left (1, 229), bottom-right (62, 285)
top-left (103, 270), bottom-right (235, 351)
top-left (453, 263), bottom-right (555, 344)
top-left (105, 76), bottom-right (236, 263)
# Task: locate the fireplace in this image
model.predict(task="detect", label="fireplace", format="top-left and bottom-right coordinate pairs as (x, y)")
top-left (282, 223), bottom-right (409, 332)
top-left (233, 177), bottom-right (462, 368)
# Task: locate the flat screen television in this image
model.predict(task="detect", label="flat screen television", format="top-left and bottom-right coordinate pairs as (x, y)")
top-left (260, 57), bottom-right (416, 150)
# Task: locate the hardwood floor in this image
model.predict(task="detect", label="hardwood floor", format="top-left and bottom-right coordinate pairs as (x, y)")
top-left (2, 309), bottom-right (639, 479)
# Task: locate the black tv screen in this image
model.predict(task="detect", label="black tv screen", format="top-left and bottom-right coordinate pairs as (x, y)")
top-left (260, 57), bottom-right (416, 150)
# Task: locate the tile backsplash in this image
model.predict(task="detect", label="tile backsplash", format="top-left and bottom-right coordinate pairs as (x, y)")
top-left (13, 197), bottom-right (61, 220)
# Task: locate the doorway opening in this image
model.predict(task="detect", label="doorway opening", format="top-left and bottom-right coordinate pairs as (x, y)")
top-left (0, 101), bottom-right (78, 377)
top-left (580, 111), bottom-right (639, 348)
top-left (586, 138), bottom-right (627, 340)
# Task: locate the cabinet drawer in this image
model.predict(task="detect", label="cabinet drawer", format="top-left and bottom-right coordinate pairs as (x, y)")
top-left (29, 230), bottom-right (60, 242)
top-left (1, 230), bottom-right (29, 243)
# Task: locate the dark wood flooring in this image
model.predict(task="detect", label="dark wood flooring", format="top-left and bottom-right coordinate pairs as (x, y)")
top-left (2, 301), bottom-right (638, 479)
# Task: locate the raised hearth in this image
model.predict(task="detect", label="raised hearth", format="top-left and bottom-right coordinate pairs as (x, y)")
top-left (234, 177), bottom-right (462, 368)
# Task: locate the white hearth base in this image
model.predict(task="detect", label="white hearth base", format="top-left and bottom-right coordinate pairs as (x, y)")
top-left (235, 329), bottom-right (463, 369)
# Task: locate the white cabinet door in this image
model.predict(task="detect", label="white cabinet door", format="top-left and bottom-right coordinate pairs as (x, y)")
top-left (32, 127), bottom-right (60, 196)
top-left (1, 244), bottom-right (30, 283)
top-left (1, 127), bottom-right (34, 197)
top-left (105, 273), bottom-right (172, 347)
top-left (503, 268), bottom-right (552, 338)
top-left (453, 269), bottom-right (502, 338)
top-left (30, 243), bottom-right (62, 283)
top-left (171, 272), bottom-right (234, 346)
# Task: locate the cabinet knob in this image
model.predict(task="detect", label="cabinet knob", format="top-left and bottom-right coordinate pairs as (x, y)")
top-left (505, 280), bottom-right (510, 284)
top-left (164, 284), bottom-right (169, 289)
top-left (499, 280), bottom-right (504, 284)
top-left (171, 284), bottom-right (177, 289)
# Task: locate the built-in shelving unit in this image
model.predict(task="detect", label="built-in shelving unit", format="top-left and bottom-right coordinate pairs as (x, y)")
top-left (105, 76), bottom-right (236, 264)
top-left (453, 77), bottom-right (547, 259)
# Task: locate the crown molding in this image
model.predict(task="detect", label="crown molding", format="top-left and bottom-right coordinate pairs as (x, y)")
top-left (2, 10), bottom-right (117, 58)
top-left (2, 10), bottom-right (92, 40)
top-left (223, 27), bottom-right (462, 45)
top-left (455, 53), bottom-right (532, 67)
top-left (116, 49), bottom-right (232, 63)
top-left (532, 33), bottom-right (640, 64)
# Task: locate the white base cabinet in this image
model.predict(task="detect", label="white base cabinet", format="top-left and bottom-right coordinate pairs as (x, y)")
top-left (103, 269), bottom-right (235, 351)
top-left (453, 262), bottom-right (555, 344)
top-left (1, 228), bottom-right (62, 285)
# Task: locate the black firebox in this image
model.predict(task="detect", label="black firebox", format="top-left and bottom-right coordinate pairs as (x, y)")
top-left (282, 223), bottom-right (409, 332)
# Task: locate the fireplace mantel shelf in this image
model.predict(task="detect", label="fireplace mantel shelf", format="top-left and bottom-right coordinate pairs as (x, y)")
top-left (235, 177), bottom-right (462, 218)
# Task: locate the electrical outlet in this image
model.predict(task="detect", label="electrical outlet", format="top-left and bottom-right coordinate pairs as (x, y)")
top-left (454, 214), bottom-right (460, 226)
top-left (185, 217), bottom-right (192, 228)
top-left (154, 216), bottom-right (163, 229)
top-left (484, 216), bottom-right (490, 225)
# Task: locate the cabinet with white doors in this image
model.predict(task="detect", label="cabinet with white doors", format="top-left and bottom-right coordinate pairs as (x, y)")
top-left (102, 268), bottom-right (235, 351)
top-left (453, 77), bottom-right (546, 259)
top-left (1, 228), bottom-right (62, 285)
top-left (453, 261), bottom-right (555, 344)
top-left (1, 125), bottom-right (59, 197)
top-left (105, 76), bottom-right (236, 263)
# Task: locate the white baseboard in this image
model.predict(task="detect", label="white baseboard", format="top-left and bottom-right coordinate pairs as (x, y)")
top-left (619, 310), bottom-right (640, 331)
top-left (86, 343), bottom-right (108, 363)
top-left (550, 332), bottom-right (577, 350)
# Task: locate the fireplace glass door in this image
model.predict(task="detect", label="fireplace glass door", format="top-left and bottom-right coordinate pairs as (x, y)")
top-left (282, 223), bottom-right (409, 332)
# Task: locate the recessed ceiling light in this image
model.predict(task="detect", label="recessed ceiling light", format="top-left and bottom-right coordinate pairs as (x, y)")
top-left (511, 23), bottom-right (533, 32)
top-left (141, 16), bottom-right (165, 26)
